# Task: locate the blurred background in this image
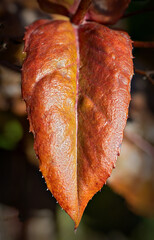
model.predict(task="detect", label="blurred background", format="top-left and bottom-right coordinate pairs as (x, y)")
top-left (0, 0), bottom-right (154, 239)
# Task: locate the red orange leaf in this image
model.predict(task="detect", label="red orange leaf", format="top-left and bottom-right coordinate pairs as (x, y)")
top-left (22, 19), bottom-right (133, 228)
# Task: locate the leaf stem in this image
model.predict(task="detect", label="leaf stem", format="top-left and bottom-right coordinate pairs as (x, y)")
top-left (133, 41), bottom-right (154, 48)
top-left (71, 0), bottom-right (91, 25)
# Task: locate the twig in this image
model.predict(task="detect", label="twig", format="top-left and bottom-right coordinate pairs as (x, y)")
top-left (133, 41), bottom-right (154, 48)
top-left (124, 131), bottom-right (154, 158)
top-left (135, 69), bottom-right (154, 85)
top-left (71, 0), bottom-right (91, 25)
top-left (123, 7), bottom-right (154, 19)
top-left (0, 60), bottom-right (21, 72)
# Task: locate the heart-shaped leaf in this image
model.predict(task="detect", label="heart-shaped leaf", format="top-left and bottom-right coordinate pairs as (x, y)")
top-left (22, 19), bottom-right (133, 228)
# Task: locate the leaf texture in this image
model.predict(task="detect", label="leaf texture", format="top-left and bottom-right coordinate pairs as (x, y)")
top-left (22, 19), bottom-right (133, 228)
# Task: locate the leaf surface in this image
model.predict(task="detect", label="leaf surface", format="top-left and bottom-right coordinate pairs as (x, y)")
top-left (77, 22), bottom-right (133, 225)
top-left (22, 19), bottom-right (133, 228)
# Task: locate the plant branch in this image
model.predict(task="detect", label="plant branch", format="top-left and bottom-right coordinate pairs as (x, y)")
top-left (0, 60), bottom-right (21, 72)
top-left (123, 7), bottom-right (154, 19)
top-left (133, 41), bottom-right (154, 48)
top-left (71, 0), bottom-right (91, 25)
top-left (124, 131), bottom-right (154, 158)
top-left (135, 68), bottom-right (154, 85)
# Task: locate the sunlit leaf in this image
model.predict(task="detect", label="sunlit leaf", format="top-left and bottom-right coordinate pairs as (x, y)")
top-left (22, 19), bottom-right (133, 228)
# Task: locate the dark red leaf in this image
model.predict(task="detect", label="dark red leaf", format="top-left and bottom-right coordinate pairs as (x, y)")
top-left (37, 0), bottom-right (81, 15)
top-left (86, 0), bottom-right (131, 25)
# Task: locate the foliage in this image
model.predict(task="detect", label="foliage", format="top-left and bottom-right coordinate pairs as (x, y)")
top-left (22, 0), bottom-right (134, 228)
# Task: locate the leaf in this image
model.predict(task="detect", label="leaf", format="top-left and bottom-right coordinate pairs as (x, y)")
top-left (86, 0), bottom-right (131, 25)
top-left (22, 19), bottom-right (133, 228)
top-left (37, 0), bottom-right (81, 15)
